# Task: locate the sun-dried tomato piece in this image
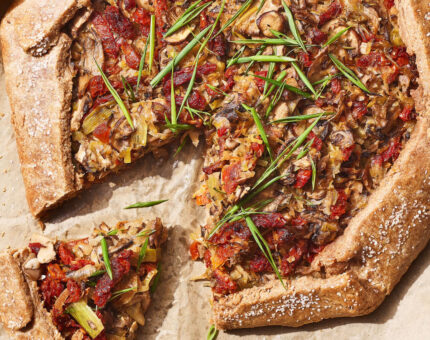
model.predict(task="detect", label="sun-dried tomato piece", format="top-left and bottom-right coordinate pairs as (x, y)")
top-left (104, 60), bottom-right (122, 75)
top-left (249, 254), bottom-right (272, 273)
top-left (268, 228), bottom-right (293, 247)
top-left (319, 1), bottom-right (342, 26)
top-left (281, 240), bottom-right (308, 276)
top-left (93, 250), bottom-right (133, 307)
top-left (330, 190), bottom-right (348, 219)
top-left (309, 27), bottom-right (328, 44)
top-left (222, 67), bottom-right (237, 92)
top-left (217, 126), bottom-right (229, 137)
top-left (163, 63), bottom-right (217, 92)
top-left (93, 122), bottom-right (111, 144)
top-left (209, 221), bottom-right (251, 245)
top-left (58, 243), bottom-right (75, 266)
top-left (254, 71), bottom-right (267, 92)
top-left (291, 216), bottom-right (307, 226)
top-left (221, 162), bottom-right (241, 194)
top-left (40, 278), bottom-right (65, 309)
top-left (120, 41), bottom-right (141, 70)
top-left (203, 249), bottom-right (212, 268)
top-left (399, 105), bottom-right (413, 121)
top-left (381, 137), bottom-right (401, 162)
top-left (212, 269), bottom-right (238, 295)
top-left (305, 243), bottom-right (325, 263)
top-left (91, 94), bottom-right (114, 112)
top-left (352, 100), bottom-right (368, 120)
top-left (70, 259), bottom-right (94, 271)
top-left (384, 0), bottom-right (395, 9)
top-left (203, 161), bottom-right (225, 175)
top-left (188, 90), bottom-right (207, 111)
top-left (88, 76), bottom-right (108, 99)
top-left (66, 280), bottom-right (81, 304)
top-left (92, 13), bottom-right (119, 58)
top-left (200, 9), bottom-right (210, 30)
top-left (294, 169), bottom-right (312, 188)
top-left (298, 52), bottom-right (312, 68)
top-left (251, 142), bottom-right (264, 157)
top-left (330, 78), bottom-right (341, 94)
top-left (154, 0), bottom-right (168, 37)
top-left (210, 26), bottom-right (227, 58)
top-left (213, 244), bottom-right (238, 265)
top-left (131, 8), bottom-right (151, 36)
top-left (189, 241), bottom-right (200, 260)
top-left (251, 213), bottom-right (287, 228)
top-left (104, 6), bottom-right (136, 40)
top-left (307, 131), bottom-right (322, 151)
top-left (52, 307), bottom-right (80, 332)
top-left (47, 263), bottom-right (66, 281)
top-left (123, 0), bottom-right (136, 10)
top-left (356, 52), bottom-right (391, 68)
top-left (28, 242), bottom-right (44, 255)
top-left (342, 144), bottom-right (355, 161)
top-left (392, 47), bottom-right (410, 67)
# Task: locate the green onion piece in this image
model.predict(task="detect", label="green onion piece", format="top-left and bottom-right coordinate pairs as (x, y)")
top-left (170, 58), bottom-right (177, 128)
top-left (124, 199), bottom-right (168, 209)
top-left (282, 0), bottom-right (306, 52)
top-left (329, 54), bottom-right (370, 93)
top-left (66, 300), bottom-right (104, 339)
top-left (100, 237), bottom-right (113, 280)
top-left (151, 26), bottom-right (211, 87)
top-left (213, 0), bottom-right (252, 38)
top-left (109, 287), bottom-right (137, 302)
top-left (253, 74), bottom-right (312, 98)
top-left (164, 123), bottom-right (193, 130)
top-left (269, 112), bottom-right (334, 124)
top-left (137, 36), bottom-right (150, 89)
top-left (149, 15), bottom-right (156, 73)
top-left (291, 62), bottom-right (316, 95)
top-left (231, 38), bottom-right (299, 46)
top-left (233, 55), bottom-right (295, 64)
top-left (207, 324), bottom-right (219, 340)
top-left (137, 238), bottom-right (149, 271)
top-left (310, 158), bottom-right (317, 191)
top-left (94, 59), bottom-right (134, 129)
top-left (150, 263), bottom-right (161, 294)
top-left (107, 229), bottom-right (118, 236)
top-left (323, 26), bottom-right (351, 47)
top-left (164, 0), bottom-right (212, 37)
top-left (245, 214), bottom-right (286, 289)
top-left (242, 104), bottom-right (273, 160)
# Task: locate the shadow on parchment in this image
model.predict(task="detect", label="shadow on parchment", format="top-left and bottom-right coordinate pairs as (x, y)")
top-left (228, 241), bottom-right (430, 337)
top-left (45, 140), bottom-right (203, 224)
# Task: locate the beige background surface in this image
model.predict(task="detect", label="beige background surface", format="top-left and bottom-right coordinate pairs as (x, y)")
top-left (0, 1), bottom-right (430, 339)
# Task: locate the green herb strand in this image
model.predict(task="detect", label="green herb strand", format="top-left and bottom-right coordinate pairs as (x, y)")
top-left (101, 237), bottom-right (113, 280)
top-left (282, 0), bottom-right (306, 52)
top-left (329, 54), bottom-right (370, 93)
top-left (124, 199), bottom-right (168, 209)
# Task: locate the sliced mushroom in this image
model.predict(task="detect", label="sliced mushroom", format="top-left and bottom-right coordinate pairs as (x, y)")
top-left (329, 129), bottom-right (354, 148)
top-left (23, 257), bottom-right (42, 281)
top-left (164, 25), bottom-right (195, 44)
top-left (66, 264), bottom-right (98, 281)
top-left (71, 94), bottom-right (92, 132)
top-left (362, 6), bottom-right (380, 34)
top-left (76, 29), bottom-right (105, 75)
top-left (257, 11), bottom-right (285, 37)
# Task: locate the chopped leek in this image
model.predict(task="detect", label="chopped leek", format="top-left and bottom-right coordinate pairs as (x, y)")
top-left (66, 300), bottom-right (104, 339)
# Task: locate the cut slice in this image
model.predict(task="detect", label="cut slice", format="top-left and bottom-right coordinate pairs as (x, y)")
top-left (0, 218), bottom-right (166, 339)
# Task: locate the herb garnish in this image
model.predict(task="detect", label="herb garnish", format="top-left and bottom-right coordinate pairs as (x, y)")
top-left (329, 54), bottom-right (370, 93)
top-left (100, 237), bottom-right (113, 280)
top-left (124, 199), bottom-right (168, 209)
top-left (282, 1), bottom-right (306, 52)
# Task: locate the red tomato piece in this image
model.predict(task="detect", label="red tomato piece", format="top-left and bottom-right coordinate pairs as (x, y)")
top-left (342, 144), bottom-right (355, 161)
top-left (307, 131), bottom-right (322, 151)
top-left (66, 280), bottom-right (82, 304)
top-left (249, 254), bottom-right (272, 273)
top-left (58, 243), bottom-right (75, 266)
top-left (319, 1), bottom-right (342, 26)
top-left (92, 14), bottom-right (119, 58)
top-left (104, 6), bottom-right (136, 40)
top-left (294, 169), bottom-right (312, 188)
top-left (93, 122), bottom-right (111, 144)
top-left (189, 241), bottom-right (200, 260)
top-left (330, 190), bottom-right (348, 219)
top-left (399, 105), bottom-right (413, 121)
top-left (254, 71), bottom-right (267, 92)
top-left (212, 269), bottom-right (238, 295)
top-left (88, 76), bottom-right (108, 99)
top-left (221, 162), bottom-right (241, 194)
top-left (120, 41), bottom-right (141, 70)
top-left (352, 101), bottom-right (368, 120)
top-left (330, 78), bottom-right (341, 94)
top-left (298, 52), bottom-right (312, 68)
top-left (131, 8), bottom-right (151, 36)
top-left (251, 213), bottom-right (287, 228)
top-left (28, 242), bottom-right (44, 255)
top-left (309, 27), bottom-right (328, 44)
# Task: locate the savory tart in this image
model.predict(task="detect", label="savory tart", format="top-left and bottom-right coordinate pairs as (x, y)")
top-left (1, 0), bottom-right (430, 333)
top-left (0, 218), bottom-right (166, 339)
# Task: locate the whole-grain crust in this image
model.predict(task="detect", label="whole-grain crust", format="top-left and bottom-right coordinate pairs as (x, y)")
top-left (0, 250), bottom-right (63, 339)
top-left (212, 0), bottom-right (430, 329)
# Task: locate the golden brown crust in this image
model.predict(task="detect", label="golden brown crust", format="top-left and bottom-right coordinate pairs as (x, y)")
top-left (0, 3), bottom-right (84, 217)
top-left (0, 250), bottom-right (63, 340)
top-left (213, 0), bottom-right (430, 329)
top-left (8, 0), bottom-right (90, 56)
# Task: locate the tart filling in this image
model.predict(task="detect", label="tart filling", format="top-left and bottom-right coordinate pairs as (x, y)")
top-left (25, 219), bottom-right (166, 339)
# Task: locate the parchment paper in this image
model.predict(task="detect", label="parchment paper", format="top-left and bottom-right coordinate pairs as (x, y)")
top-left (0, 2), bottom-right (430, 339)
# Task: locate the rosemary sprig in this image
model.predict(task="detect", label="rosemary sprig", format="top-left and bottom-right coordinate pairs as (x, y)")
top-left (282, 0), bottom-right (306, 52)
top-left (213, 0), bottom-right (252, 38)
top-left (226, 46), bottom-right (246, 68)
top-left (94, 59), bottom-right (134, 129)
top-left (109, 287), bottom-right (137, 302)
top-left (150, 25), bottom-right (211, 87)
top-left (242, 104), bottom-right (273, 160)
top-left (291, 62), bottom-right (316, 95)
top-left (269, 112), bottom-right (334, 124)
top-left (149, 15), bottom-right (156, 73)
top-left (207, 325), bottom-right (218, 340)
top-left (253, 74), bottom-right (312, 98)
top-left (177, 0), bottom-right (225, 116)
top-left (137, 238), bottom-right (149, 271)
top-left (233, 55), bottom-right (295, 64)
top-left (322, 26), bottom-right (351, 47)
top-left (329, 54), bottom-right (370, 93)
top-left (244, 214), bottom-right (285, 289)
top-left (164, 0), bottom-right (212, 38)
top-left (137, 37), bottom-right (149, 89)
top-left (124, 199), bottom-right (168, 209)
top-left (101, 237), bottom-right (113, 280)
top-left (310, 158), bottom-right (316, 191)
